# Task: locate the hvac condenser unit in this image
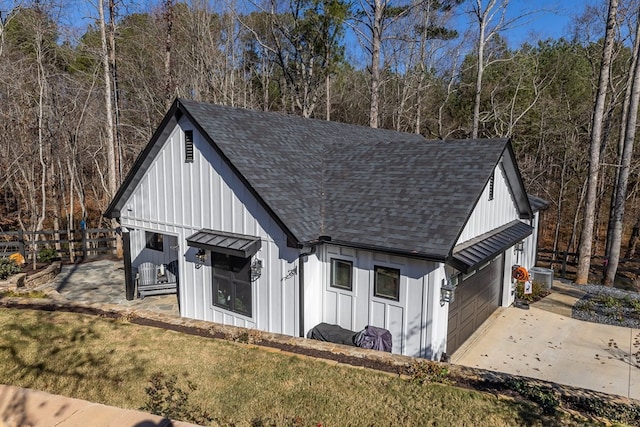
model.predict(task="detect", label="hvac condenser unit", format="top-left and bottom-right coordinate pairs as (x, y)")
top-left (528, 267), bottom-right (554, 290)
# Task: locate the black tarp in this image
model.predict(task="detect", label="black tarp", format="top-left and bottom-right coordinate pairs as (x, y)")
top-left (306, 322), bottom-right (356, 346)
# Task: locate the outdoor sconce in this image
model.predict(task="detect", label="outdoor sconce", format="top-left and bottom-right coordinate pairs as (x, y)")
top-left (195, 249), bottom-right (206, 269)
top-left (514, 241), bottom-right (524, 253)
top-left (251, 258), bottom-right (263, 281)
top-left (440, 278), bottom-right (457, 306)
top-left (441, 264), bottom-right (459, 306)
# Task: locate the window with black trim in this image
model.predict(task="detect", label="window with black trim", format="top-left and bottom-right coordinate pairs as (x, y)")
top-left (212, 252), bottom-right (252, 317)
top-left (330, 258), bottom-right (353, 291)
top-left (374, 265), bottom-right (400, 301)
top-left (185, 130), bottom-right (194, 163)
top-left (145, 232), bottom-right (163, 251)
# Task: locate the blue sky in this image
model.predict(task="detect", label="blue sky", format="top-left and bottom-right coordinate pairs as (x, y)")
top-left (0, 0), bottom-right (596, 46)
top-left (496, 0), bottom-right (596, 45)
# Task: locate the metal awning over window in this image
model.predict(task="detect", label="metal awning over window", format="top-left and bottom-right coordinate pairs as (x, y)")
top-left (449, 220), bottom-right (533, 273)
top-left (186, 229), bottom-right (261, 258)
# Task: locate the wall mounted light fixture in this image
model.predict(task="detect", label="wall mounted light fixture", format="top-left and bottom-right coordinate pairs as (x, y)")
top-left (440, 278), bottom-right (457, 306)
top-left (440, 264), bottom-right (460, 306)
top-left (251, 258), bottom-right (263, 281)
top-left (195, 249), bottom-right (206, 269)
top-left (514, 241), bottom-right (524, 253)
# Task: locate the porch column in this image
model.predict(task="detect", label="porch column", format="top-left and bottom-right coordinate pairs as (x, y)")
top-left (122, 227), bottom-right (135, 300)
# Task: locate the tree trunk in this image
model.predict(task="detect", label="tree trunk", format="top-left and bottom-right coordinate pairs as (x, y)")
top-left (164, 0), bottom-right (174, 108)
top-left (471, 0), bottom-right (502, 139)
top-left (472, 0), bottom-right (490, 139)
top-left (576, 0), bottom-right (618, 285)
top-left (603, 10), bottom-right (640, 286)
top-left (369, 0), bottom-right (384, 128)
top-left (626, 216), bottom-right (640, 258)
top-left (108, 0), bottom-right (123, 183)
top-left (326, 45), bottom-right (331, 121)
top-left (98, 0), bottom-right (122, 256)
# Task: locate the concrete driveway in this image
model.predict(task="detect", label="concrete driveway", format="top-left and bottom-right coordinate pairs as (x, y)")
top-left (452, 283), bottom-right (640, 400)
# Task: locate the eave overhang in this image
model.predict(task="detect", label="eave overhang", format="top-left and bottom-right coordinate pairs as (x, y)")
top-left (186, 229), bottom-right (262, 258)
top-left (448, 220), bottom-right (533, 273)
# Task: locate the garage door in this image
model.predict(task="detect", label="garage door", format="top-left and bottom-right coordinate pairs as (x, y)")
top-left (447, 255), bottom-right (503, 355)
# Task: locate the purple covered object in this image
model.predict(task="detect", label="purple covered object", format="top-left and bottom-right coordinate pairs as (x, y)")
top-left (354, 325), bottom-right (392, 352)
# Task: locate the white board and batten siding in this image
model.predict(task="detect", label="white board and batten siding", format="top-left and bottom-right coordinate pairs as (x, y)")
top-left (454, 161), bottom-right (536, 308)
top-left (456, 162), bottom-right (520, 245)
top-left (119, 119), bottom-right (300, 336)
top-left (315, 244), bottom-right (442, 358)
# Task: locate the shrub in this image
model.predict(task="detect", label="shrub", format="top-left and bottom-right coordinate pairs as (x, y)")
top-left (516, 282), bottom-right (550, 302)
top-left (407, 360), bottom-right (450, 385)
top-left (38, 247), bottom-right (58, 263)
top-left (141, 372), bottom-right (214, 425)
top-left (564, 395), bottom-right (640, 425)
top-left (594, 295), bottom-right (619, 309)
top-left (623, 295), bottom-right (640, 311)
top-left (505, 378), bottom-right (559, 415)
top-left (0, 258), bottom-right (21, 280)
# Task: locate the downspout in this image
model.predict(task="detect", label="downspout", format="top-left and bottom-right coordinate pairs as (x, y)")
top-left (120, 225), bottom-right (135, 301)
top-left (298, 246), bottom-right (316, 337)
top-left (531, 213), bottom-right (540, 266)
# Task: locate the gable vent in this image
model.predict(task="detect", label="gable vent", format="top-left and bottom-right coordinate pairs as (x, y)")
top-left (185, 130), bottom-right (194, 163)
top-left (488, 170), bottom-right (495, 201)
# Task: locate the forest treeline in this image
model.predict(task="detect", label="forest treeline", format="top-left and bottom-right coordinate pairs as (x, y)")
top-left (0, 0), bottom-right (638, 284)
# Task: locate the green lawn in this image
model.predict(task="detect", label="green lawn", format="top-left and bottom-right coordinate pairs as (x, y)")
top-left (0, 308), bottom-right (610, 426)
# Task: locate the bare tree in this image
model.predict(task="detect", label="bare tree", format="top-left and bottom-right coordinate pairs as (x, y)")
top-left (350, 0), bottom-right (410, 128)
top-left (603, 8), bottom-right (640, 287)
top-left (108, 0), bottom-right (123, 182)
top-left (163, 0), bottom-right (175, 107)
top-left (575, 0), bottom-right (618, 285)
top-left (98, 0), bottom-right (121, 255)
top-left (469, 0), bottom-right (508, 139)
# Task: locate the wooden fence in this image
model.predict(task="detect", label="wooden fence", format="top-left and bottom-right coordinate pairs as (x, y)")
top-left (0, 228), bottom-right (117, 262)
top-left (537, 248), bottom-right (640, 282)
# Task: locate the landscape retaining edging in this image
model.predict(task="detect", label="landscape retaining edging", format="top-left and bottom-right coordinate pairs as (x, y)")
top-left (23, 262), bottom-right (62, 288)
top-left (0, 263), bottom-right (61, 291)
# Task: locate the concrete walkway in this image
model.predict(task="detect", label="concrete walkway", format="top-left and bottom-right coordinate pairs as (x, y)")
top-left (452, 280), bottom-right (640, 400)
top-left (0, 384), bottom-right (200, 427)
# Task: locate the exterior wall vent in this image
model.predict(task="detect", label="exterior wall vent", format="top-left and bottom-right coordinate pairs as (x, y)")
top-left (489, 170), bottom-right (495, 201)
top-left (185, 130), bottom-right (194, 163)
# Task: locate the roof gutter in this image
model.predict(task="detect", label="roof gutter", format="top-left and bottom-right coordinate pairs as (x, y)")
top-left (297, 237), bottom-right (448, 263)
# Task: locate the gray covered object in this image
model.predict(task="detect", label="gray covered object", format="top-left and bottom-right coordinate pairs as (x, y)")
top-left (307, 323), bottom-right (393, 353)
top-left (354, 325), bottom-right (393, 352)
top-left (307, 322), bottom-right (356, 346)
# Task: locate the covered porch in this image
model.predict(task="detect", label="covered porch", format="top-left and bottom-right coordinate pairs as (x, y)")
top-left (122, 229), bottom-right (181, 301)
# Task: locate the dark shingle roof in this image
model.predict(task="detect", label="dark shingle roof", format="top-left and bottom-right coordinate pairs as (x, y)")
top-left (107, 99), bottom-right (532, 261)
top-left (323, 139), bottom-right (509, 257)
top-left (528, 194), bottom-right (550, 212)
